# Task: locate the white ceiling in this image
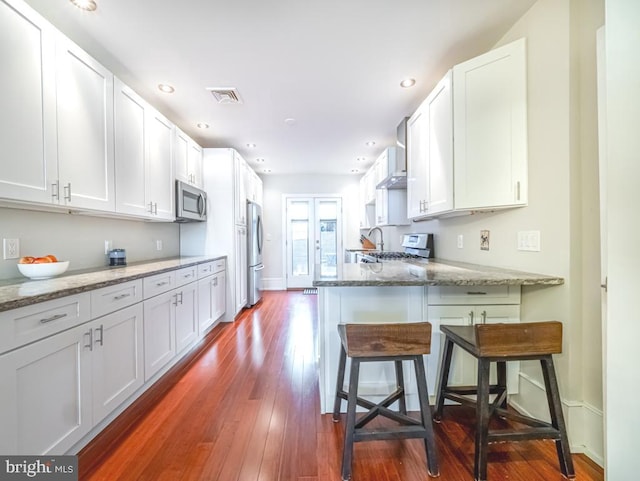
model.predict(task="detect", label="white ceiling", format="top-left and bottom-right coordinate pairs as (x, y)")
top-left (24, 0), bottom-right (536, 175)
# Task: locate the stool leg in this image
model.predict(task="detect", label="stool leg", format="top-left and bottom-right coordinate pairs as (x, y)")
top-left (341, 358), bottom-right (361, 481)
top-left (434, 336), bottom-right (455, 422)
top-left (333, 345), bottom-right (347, 422)
top-left (413, 355), bottom-right (440, 477)
top-left (474, 359), bottom-right (491, 481)
top-left (540, 356), bottom-right (575, 479)
top-left (496, 361), bottom-right (508, 410)
top-left (394, 360), bottom-right (407, 415)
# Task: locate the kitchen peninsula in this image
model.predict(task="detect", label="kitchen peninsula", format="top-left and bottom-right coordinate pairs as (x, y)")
top-left (313, 259), bottom-right (563, 413)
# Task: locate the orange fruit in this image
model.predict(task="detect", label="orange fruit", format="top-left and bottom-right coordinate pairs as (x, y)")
top-left (45, 254), bottom-right (58, 263)
top-left (33, 257), bottom-right (53, 264)
top-left (18, 256), bottom-right (35, 264)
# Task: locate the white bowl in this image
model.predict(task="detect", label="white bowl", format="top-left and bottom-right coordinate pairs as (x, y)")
top-left (17, 261), bottom-right (70, 280)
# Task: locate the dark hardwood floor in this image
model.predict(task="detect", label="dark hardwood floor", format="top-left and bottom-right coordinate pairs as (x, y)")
top-left (80, 291), bottom-right (604, 481)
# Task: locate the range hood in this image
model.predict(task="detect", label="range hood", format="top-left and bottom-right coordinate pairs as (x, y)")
top-left (376, 117), bottom-right (408, 189)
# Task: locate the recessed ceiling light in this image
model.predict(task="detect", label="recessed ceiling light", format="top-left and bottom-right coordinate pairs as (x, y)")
top-left (246, 143), bottom-right (257, 148)
top-left (158, 84), bottom-right (175, 94)
top-left (255, 158), bottom-right (265, 163)
top-left (196, 122), bottom-right (210, 129)
top-left (70, 0), bottom-right (97, 11)
top-left (400, 78), bottom-right (416, 88)
top-left (284, 118), bottom-right (296, 125)
top-left (365, 141), bottom-right (376, 147)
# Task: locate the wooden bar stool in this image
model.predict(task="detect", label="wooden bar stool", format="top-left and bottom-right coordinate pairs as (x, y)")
top-left (332, 322), bottom-right (439, 480)
top-left (433, 321), bottom-right (575, 481)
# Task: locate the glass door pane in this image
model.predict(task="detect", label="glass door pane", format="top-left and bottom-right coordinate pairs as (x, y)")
top-left (316, 200), bottom-right (339, 277)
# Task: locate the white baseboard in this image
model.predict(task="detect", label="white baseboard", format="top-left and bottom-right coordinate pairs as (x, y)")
top-left (511, 372), bottom-right (604, 467)
top-left (263, 277), bottom-right (286, 290)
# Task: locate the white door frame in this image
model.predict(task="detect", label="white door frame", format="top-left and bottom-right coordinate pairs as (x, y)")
top-left (282, 193), bottom-right (344, 289)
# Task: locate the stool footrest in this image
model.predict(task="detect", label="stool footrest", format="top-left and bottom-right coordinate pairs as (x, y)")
top-left (354, 425), bottom-right (432, 442)
top-left (443, 385), bottom-right (504, 396)
top-left (487, 427), bottom-right (562, 443)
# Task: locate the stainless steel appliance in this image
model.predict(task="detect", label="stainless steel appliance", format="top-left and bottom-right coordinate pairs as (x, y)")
top-left (175, 180), bottom-right (207, 222)
top-left (359, 233), bottom-right (434, 263)
top-left (247, 201), bottom-right (264, 306)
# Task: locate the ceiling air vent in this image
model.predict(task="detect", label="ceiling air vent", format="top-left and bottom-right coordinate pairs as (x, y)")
top-left (207, 87), bottom-right (243, 104)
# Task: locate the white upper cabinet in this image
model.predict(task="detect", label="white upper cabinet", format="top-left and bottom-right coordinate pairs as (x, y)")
top-left (175, 128), bottom-right (203, 188)
top-left (234, 151), bottom-right (247, 225)
top-left (146, 108), bottom-right (175, 220)
top-left (453, 38), bottom-right (527, 209)
top-left (407, 71), bottom-right (454, 219)
top-left (55, 35), bottom-right (115, 212)
top-left (0, 0), bottom-right (57, 204)
top-left (114, 79), bottom-right (148, 217)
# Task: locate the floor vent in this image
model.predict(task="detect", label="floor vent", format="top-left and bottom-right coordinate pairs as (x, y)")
top-left (303, 288), bottom-right (318, 295)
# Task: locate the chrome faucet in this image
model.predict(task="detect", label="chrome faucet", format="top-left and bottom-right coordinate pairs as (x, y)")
top-left (367, 227), bottom-right (384, 251)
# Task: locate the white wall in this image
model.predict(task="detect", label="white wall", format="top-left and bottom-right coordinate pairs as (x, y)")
top-left (261, 174), bottom-right (360, 289)
top-left (0, 206), bottom-right (180, 280)
top-left (603, 0), bottom-right (640, 477)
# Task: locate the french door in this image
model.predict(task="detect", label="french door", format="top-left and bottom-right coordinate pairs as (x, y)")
top-left (285, 197), bottom-right (342, 289)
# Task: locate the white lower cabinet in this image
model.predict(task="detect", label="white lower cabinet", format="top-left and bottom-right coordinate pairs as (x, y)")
top-left (235, 224), bottom-right (248, 313)
top-left (427, 303), bottom-right (521, 395)
top-left (198, 269), bottom-right (226, 334)
top-left (0, 322), bottom-right (92, 455)
top-left (175, 282), bottom-right (198, 353)
top-left (143, 290), bottom-right (177, 382)
top-left (91, 304), bottom-right (144, 424)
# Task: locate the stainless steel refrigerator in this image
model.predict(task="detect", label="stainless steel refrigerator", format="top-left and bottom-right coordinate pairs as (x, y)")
top-left (247, 201), bottom-right (264, 306)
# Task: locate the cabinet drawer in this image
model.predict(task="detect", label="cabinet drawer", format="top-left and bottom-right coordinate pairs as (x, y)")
top-left (197, 262), bottom-right (215, 278)
top-left (212, 258), bottom-right (226, 274)
top-left (175, 266), bottom-right (198, 287)
top-left (91, 280), bottom-right (142, 319)
top-left (0, 293), bottom-right (91, 354)
top-left (143, 271), bottom-right (176, 299)
top-left (427, 285), bottom-right (521, 305)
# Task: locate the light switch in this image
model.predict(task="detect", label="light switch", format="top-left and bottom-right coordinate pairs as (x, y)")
top-left (517, 231), bottom-right (541, 251)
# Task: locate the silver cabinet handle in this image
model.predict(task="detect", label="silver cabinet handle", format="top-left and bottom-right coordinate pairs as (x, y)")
top-left (148, 202), bottom-right (154, 214)
top-left (153, 202), bottom-right (158, 215)
top-left (516, 181), bottom-right (521, 201)
top-left (84, 329), bottom-right (93, 351)
top-left (51, 182), bottom-right (59, 201)
top-left (40, 313), bottom-right (67, 324)
top-left (173, 294), bottom-right (179, 306)
top-left (178, 292), bottom-right (184, 305)
top-left (601, 276), bottom-right (608, 291)
top-left (469, 311), bottom-right (474, 325)
top-left (95, 325), bottom-right (104, 347)
top-left (156, 281), bottom-right (170, 287)
top-left (63, 183), bottom-right (72, 202)
top-left (481, 310), bottom-right (487, 324)
top-left (466, 291), bottom-right (487, 296)
top-left (213, 277), bottom-right (218, 287)
top-left (113, 293), bottom-right (131, 301)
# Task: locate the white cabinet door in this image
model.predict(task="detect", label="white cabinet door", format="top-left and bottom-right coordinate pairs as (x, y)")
top-left (375, 188), bottom-right (387, 226)
top-left (174, 128), bottom-right (190, 185)
top-left (453, 38), bottom-right (527, 209)
top-left (407, 104), bottom-right (428, 219)
top-left (55, 35), bottom-right (115, 211)
top-left (407, 71), bottom-right (453, 219)
top-left (235, 225), bottom-right (248, 313)
top-left (91, 303), bottom-right (144, 424)
top-left (0, 0), bottom-right (57, 204)
top-left (114, 79), bottom-right (148, 217)
top-left (146, 108), bottom-right (174, 220)
top-left (428, 304), bottom-right (520, 395)
top-left (212, 270), bottom-right (226, 324)
top-left (143, 290), bottom-right (176, 381)
top-left (234, 152), bottom-right (247, 225)
top-left (188, 141), bottom-right (203, 188)
top-left (175, 282), bottom-right (198, 352)
top-left (0, 322), bottom-right (92, 455)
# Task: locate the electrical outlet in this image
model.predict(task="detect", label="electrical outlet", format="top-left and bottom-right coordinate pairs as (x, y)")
top-left (156, 240), bottom-right (163, 251)
top-left (457, 235), bottom-right (464, 249)
top-left (3, 238), bottom-right (20, 260)
top-left (480, 230), bottom-right (490, 251)
top-left (104, 240), bottom-right (112, 255)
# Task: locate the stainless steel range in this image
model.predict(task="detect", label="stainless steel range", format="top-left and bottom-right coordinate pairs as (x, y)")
top-left (359, 233), bottom-right (434, 263)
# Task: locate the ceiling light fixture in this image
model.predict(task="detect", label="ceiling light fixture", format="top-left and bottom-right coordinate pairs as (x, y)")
top-left (196, 122), bottom-right (210, 129)
top-left (356, 157), bottom-right (366, 162)
top-left (400, 78), bottom-right (416, 88)
top-left (246, 143), bottom-right (257, 148)
top-left (365, 141), bottom-right (376, 147)
top-left (158, 84), bottom-right (175, 94)
top-left (351, 169), bottom-right (360, 173)
top-left (284, 118), bottom-right (296, 126)
top-left (255, 158), bottom-right (265, 163)
top-left (263, 169), bottom-right (272, 173)
top-left (70, 0), bottom-right (97, 11)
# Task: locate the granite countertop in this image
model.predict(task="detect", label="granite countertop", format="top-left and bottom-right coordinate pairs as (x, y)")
top-left (0, 256), bottom-right (225, 312)
top-left (313, 258), bottom-right (564, 287)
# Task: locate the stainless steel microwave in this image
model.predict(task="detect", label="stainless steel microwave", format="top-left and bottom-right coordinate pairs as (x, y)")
top-left (175, 180), bottom-right (207, 222)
